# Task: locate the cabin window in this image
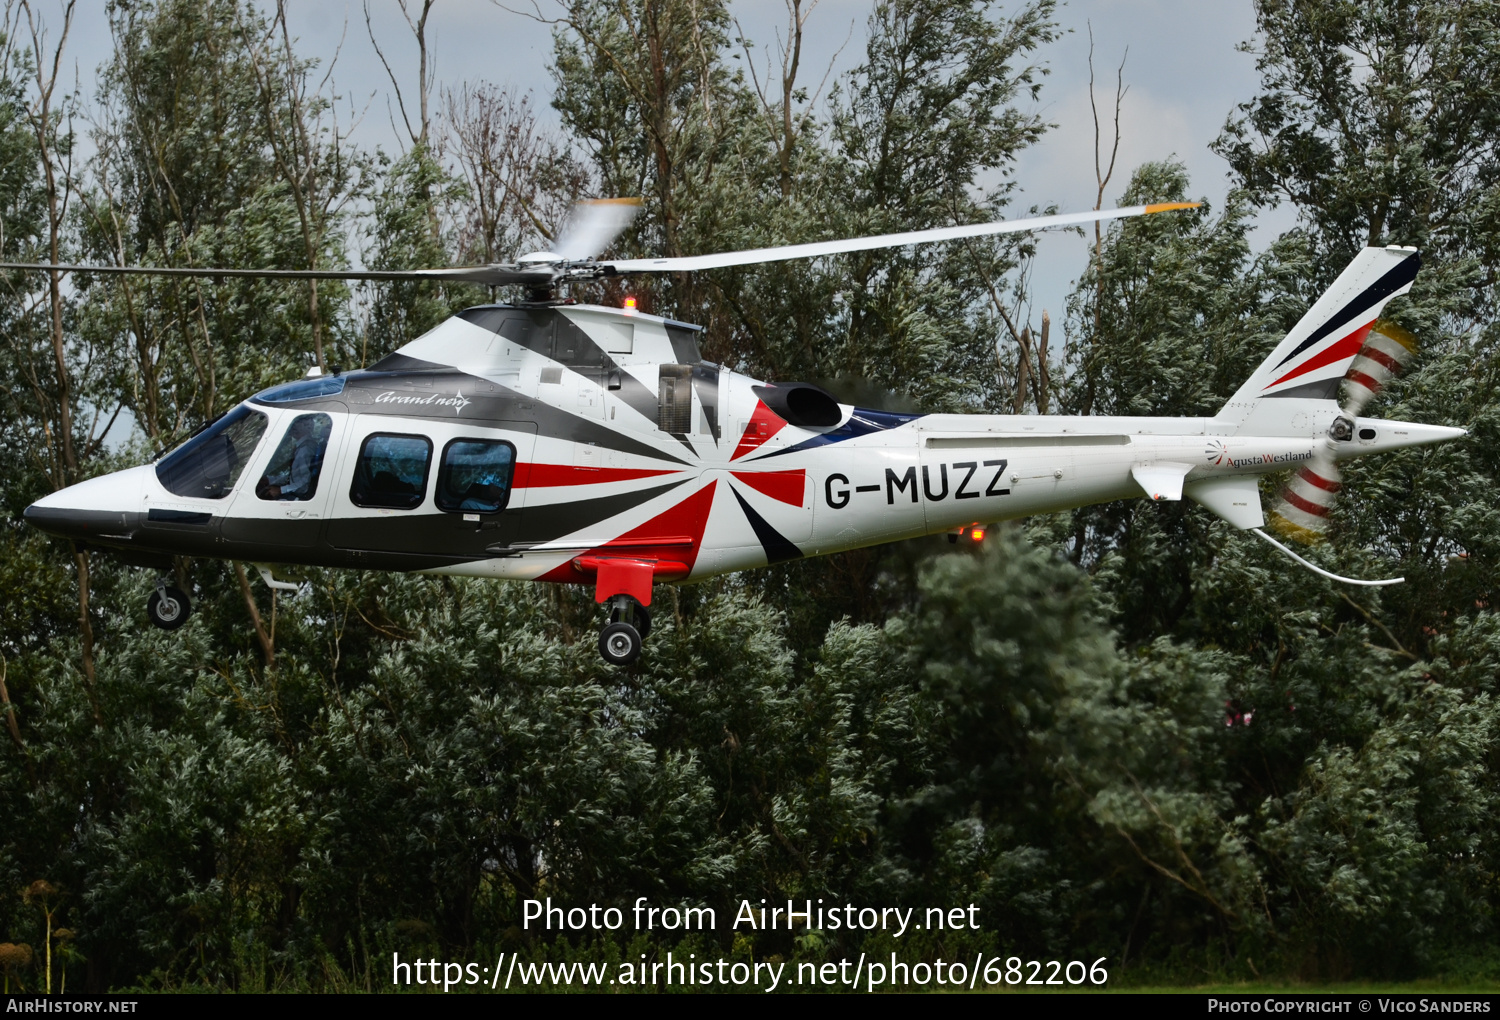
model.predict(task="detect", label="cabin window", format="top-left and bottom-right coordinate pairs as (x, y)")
top-left (350, 433), bottom-right (432, 510)
top-left (156, 405), bottom-right (268, 499)
top-left (257, 414), bottom-right (333, 501)
top-left (658, 364), bottom-right (693, 433)
top-left (435, 439), bottom-right (516, 514)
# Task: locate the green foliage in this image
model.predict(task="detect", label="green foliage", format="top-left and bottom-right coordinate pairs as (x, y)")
top-left (361, 143), bottom-right (472, 359)
top-left (82, 0), bottom-right (361, 436)
top-left (1215, 0), bottom-right (1500, 271)
top-left (829, 0), bottom-right (1056, 409)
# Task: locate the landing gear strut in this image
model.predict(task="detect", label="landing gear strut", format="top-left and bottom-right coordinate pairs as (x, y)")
top-left (598, 594), bottom-right (649, 666)
top-left (147, 581), bottom-right (193, 630)
top-left (585, 555), bottom-right (665, 666)
top-left (609, 595), bottom-right (651, 638)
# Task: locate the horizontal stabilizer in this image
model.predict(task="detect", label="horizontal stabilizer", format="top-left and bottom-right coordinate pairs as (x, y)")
top-left (1185, 475), bottom-right (1265, 529)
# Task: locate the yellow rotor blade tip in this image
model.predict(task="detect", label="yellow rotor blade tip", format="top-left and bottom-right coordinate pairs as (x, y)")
top-left (1143, 201), bottom-right (1203, 214)
top-left (1372, 318), bottom-right (1419, 354)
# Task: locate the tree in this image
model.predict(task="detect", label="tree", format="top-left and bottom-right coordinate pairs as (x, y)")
top-left (442, 83), bottom-right (588, 271)
top-left (1215, 0), bottom-right (1500, 654)
top-left (85, 0), bottom-right (337, 437)
top-left (830, 0), bottom-right (1056, 411)
top-left (241, 0), bottom-right (361, 375)
top-left (1215, 0), bottom-right (1500, 269)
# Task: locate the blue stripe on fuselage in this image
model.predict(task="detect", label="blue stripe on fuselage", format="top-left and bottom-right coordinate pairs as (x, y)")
top-left (752, 407), bottom-right (925, 459)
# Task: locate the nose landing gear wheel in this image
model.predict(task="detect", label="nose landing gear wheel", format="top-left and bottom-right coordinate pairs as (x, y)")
top-left (599, 621), bottom-right (642, 665)
top-left (147, 586), bottom-right (193, 630)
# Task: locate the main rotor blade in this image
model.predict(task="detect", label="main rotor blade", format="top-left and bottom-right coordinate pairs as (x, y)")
top-left (0, 262), bottom-right (556, 287)
top-left (550, 198), bottom-right (642, 261)
top-left (600, 203), bottom-right (1201, 273)
top-left (0, 203), bottom-right (1201, 286)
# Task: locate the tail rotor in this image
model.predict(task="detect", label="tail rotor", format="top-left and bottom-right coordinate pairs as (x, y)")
top-left (1268, 319), bottom-right (1418, 542)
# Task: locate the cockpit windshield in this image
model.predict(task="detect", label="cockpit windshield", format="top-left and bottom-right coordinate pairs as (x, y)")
top-left (156, 405), bottom-right (268, 499)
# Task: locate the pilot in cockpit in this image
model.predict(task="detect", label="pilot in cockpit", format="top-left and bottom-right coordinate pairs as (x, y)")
top-left (257, 415), bottom-right (318, 501)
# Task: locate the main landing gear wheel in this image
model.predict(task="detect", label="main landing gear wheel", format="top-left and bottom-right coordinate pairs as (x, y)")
top-left (599, 621), bottom-right (642, 665)
top-left (599, 594), bottom-right (649, 664)
top-left (147, 586), bottom-right (192, 630)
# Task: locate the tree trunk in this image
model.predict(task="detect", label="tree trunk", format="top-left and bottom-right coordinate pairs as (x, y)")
top-left (234, 562), bottom-right (276, 668)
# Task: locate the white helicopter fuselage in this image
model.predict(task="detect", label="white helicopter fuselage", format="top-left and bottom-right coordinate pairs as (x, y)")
top-left (27, 298), bottom-right (1459, 597)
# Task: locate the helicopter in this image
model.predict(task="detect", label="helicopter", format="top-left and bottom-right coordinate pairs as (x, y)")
top-left (15, 200), bottom-right (1466, 664)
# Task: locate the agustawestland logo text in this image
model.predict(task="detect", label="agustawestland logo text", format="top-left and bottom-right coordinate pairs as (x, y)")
top-left (1233, 449), bottom-right (1312, 469)
top-left (374, 390), bottom-right (472, 414)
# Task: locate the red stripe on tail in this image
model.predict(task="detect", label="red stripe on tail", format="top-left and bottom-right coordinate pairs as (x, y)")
top-left (1267, 320), bottom-right (1375, 389)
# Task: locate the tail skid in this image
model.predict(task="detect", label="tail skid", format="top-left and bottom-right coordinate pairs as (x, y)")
top-left (1250, 527), bottom-right (1404, 586)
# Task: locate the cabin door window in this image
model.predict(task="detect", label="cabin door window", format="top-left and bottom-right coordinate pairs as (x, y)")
top-left (350, 433), bottom-right (433, 510)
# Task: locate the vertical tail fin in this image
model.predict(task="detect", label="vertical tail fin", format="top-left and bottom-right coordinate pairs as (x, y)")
top-left (1218, 245), bottom-right (1419, 435)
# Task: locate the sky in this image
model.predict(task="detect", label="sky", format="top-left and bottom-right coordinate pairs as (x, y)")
top-left (50, 0), bottom-right (1293, 344)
